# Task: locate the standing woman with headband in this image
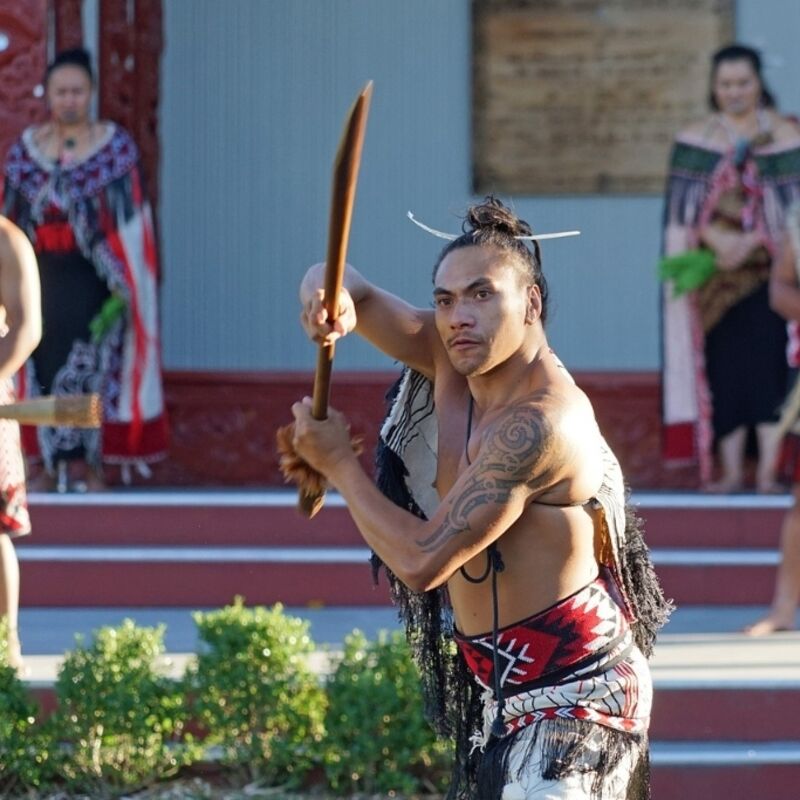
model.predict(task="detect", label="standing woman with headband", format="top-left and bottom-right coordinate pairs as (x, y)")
top-left (2, 48), bottom-right (168, 492)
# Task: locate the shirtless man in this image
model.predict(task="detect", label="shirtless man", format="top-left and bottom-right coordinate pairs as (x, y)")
top-left (0, 217), bottom-right (42, 671)
top-left (290, 198), bottom-right (669, 799)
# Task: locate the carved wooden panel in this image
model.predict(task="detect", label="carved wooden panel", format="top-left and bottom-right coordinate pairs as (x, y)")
top-left (473, 0), bottom-right (735, 194)
top-left (0, 0), bottom-right (48, 166)
top-left (98, 0), bottom-right (163, 218)
top-left (53, 0), bottom-right (84, 51)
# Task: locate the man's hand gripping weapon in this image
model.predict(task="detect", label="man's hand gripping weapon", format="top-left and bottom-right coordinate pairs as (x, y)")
top-left (276, 82), bottom-right (373, 517)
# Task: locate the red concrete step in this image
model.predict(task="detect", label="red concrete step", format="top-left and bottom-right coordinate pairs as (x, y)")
top-left (16, 491), bottom-right (787, 607)
top-left (637, 494), bottom-right (788, 549)
top-left (25, 491), bottom-right (362, 547)
top-left (22, 691), bottom-right (795, 799)
top-left (19, 619), bottom-right (800, 797)
top-left (655, 560), bottom-right (777, 605)
top-left (650, 760), bottom-right (800, 800)
top-left (18, 555), bottom-right (391, 607)
top-left (648, 632), bottom-right (800, 788)
top-left (16, 551), bottom-right (780, 607)
top-left (26, 491), bottom-right (790, 549)
top-left (651, 688), bottom-right (800, 742)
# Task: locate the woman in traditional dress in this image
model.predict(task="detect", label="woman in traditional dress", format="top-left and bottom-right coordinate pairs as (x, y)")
top-left (2, 48), bottom-right (167, 491)
top-left (661, 43), bottom-right (800, 492)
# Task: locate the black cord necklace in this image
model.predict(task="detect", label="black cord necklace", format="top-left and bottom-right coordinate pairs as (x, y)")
top-left (457, 393), bottom-right (507, 738)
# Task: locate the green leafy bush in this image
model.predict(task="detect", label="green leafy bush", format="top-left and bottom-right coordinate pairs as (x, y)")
top-left (323, 629), bottom-right (451, 796)
top-left (0, 617), bottom-right (56, 796)
top-left (187, 598), bottom-right (326, 788)
top-left (53, 619), bottom-right (193, 795)
top-left (0, 608), bottom-right (457, 799)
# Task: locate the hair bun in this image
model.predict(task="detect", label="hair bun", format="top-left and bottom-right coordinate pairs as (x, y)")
top-left (464, 196), bottom-right (533, 238)
top-left (47, 47), bottom-right (93, 81)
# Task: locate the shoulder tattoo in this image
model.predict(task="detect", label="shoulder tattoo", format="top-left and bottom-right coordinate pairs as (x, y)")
top-left (415, 404), bottom-right (555, 553)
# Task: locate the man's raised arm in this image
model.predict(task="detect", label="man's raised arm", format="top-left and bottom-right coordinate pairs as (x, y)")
top-left (300, 262), bottom-right (439, 379)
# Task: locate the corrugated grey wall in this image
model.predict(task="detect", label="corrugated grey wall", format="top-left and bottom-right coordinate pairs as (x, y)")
top-left (158, 0), bottom-right (800, 371)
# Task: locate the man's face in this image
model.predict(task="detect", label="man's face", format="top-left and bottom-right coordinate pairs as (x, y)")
top-left (433, 245), bottom-right (537, 377)
top-left (713, 59), bottom-right (761, 117)
top-left (46, 65), bottom-right (92, 127)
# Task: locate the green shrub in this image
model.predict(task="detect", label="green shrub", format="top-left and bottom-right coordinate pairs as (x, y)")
top-left (323, 629), bottom-right (451, 796)
top-left (187, 598), bottom-right (326, 788)
top-left (53, 619), bottom-right (193, 795)
top-left (0, 617), bottom-right (57, 796)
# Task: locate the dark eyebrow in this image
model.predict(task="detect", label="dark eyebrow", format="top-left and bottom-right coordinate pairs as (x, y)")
top-left (433, 278), bottom-right (493, 296)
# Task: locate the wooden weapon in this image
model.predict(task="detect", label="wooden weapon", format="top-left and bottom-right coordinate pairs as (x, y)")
top-left (0, 394), bottom-right (102, 427)
top-left (277, 81), bottom-right (373, 518)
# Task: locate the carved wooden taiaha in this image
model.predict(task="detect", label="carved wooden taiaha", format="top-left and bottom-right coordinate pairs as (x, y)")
top-left (0, 394), bottom-right (102, 427)
top-left (278, 82), bottom-right (373, 517)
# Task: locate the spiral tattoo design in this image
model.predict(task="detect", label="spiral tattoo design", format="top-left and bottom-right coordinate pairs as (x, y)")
top-left (416, 403), bottom-right (554, 553)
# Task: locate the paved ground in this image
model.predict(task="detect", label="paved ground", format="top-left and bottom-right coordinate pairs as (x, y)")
top-left (17, 604), bottom-right (795, 655)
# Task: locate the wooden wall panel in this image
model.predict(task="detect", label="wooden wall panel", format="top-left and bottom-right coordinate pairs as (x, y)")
top-left (473, 0), bottom-right (735, 194)
top-left (53, 0), bottom-right (85, 51)
top-left (0, 1), bottom-right (48, 165)
top-left (99, 0), bottom-right (163, 217)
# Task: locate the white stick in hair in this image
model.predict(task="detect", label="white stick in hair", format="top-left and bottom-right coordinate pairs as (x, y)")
top-left (407, 211), bottom-right (580, 241)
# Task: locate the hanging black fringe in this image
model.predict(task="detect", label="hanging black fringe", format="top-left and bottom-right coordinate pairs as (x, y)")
top-left (371, 371), bottom-right (483, 798)
top-left (619, 499), bottom-right (674, 658)
top-left (473, 718), bottom-right (649, 800)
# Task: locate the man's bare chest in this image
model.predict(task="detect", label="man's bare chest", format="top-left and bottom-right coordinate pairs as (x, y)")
top-left (432, 387), bottom-right (471, 496)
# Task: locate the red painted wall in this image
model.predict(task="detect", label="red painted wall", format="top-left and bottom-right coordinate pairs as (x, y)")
top-left (144, 370), bottom-right (698, 490)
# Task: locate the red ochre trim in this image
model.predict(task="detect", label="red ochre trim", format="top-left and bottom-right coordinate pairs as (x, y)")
top-left (17, 370), bottom-right (698, 489)
top-left (103, 415), bottom-right (169, 460)
top-left (663, 422), bottom-right (695, 462)
top-left (21, 415), bottom-right (168, 463)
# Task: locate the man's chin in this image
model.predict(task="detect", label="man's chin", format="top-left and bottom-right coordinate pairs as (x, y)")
top-left (449, 358), bottom-right (486, 378)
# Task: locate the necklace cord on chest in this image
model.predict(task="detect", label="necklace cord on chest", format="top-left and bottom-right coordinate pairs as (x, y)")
top-left (458, 393), bottom-right (507, 737)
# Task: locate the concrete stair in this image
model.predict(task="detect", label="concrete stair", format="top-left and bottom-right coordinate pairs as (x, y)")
top-left (18, 490), bottom-right (790, 607)
top-left (639, 493), bottom-right (790, 606)
top-left (649, 632), bottom-right (800, 798)
top-left (19, 490), bottom-right (385, 607)
top-left (14, 489), bottom-right (800, 798)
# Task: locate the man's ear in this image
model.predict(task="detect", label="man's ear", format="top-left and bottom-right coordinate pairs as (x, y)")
top-left (525, 285), bottom-right (542, 324)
